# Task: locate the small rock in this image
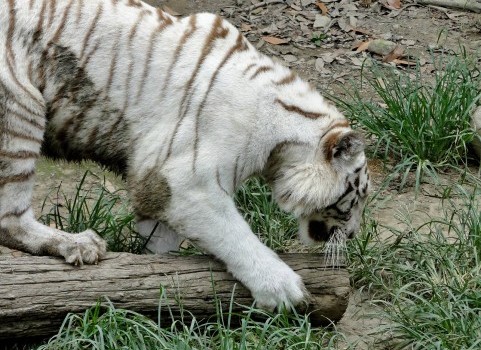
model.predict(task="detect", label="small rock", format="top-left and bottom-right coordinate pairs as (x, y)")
top-left (368, 39), bottom-right (397, 56)
top-left (283, 54), bottom-right (298, 63)
top-left (315, 58), bottom-right (325, 72)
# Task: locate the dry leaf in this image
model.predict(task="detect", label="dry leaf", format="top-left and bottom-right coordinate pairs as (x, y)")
top-left (241, 23), bottom-right (253, 32)
top-left (356, 40), bottom-right (371, 52)
top-left (162, 5), bottom-right (181, 16)
top-left (387, 0), bottom-right (401, 9)
top-left (316, 2), bottom-right (329, 15)
top-left (382, 45), bottom-right (404, 62)
top-left (380, 0), bottom-right (401, 10)
top-left (262, 36), bottom-right (289, 45)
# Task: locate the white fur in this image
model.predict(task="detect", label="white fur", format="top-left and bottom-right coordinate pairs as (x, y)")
top-left (0, 0), bottom-right (369, 311)
top-left (137, 220), bottom-right (183, 254)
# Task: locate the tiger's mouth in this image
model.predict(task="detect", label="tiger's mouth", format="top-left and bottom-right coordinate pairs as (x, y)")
top-left (308, 220), bottom-right (341, 242)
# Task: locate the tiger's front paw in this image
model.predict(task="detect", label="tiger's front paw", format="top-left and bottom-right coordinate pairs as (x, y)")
top-left (248, 262), bottom-right (308, 312)
top-left (60, 229), bottom-right (107, 266)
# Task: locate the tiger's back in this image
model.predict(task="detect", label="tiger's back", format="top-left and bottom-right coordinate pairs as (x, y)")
top-left (0, 0), bottom-right (369, 311)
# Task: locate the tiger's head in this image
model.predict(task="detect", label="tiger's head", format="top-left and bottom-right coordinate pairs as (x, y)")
top-left (265, 128), bottom-right (369, 243)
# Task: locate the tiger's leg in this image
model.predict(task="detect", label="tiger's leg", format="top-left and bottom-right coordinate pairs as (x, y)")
top-left (130, 168), bottom-right (306, 309)
top-left (0, 95), bottom-right (106, 265)
top-left (167, 190), bottom-right (307, 311)
top-left (137, 219), bottom-right (183, 254)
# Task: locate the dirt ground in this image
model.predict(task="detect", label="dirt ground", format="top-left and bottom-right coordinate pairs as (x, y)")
top-left (22, 0), bottom-right (481, 348)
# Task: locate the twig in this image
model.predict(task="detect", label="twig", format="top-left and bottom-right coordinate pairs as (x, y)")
top-left (427, 4), bottom-right (453, 18)
top-left (248, 0), bottom-right (285, 12)
top-left (388, 3), bottom-right (421, 18)
top-left (416, 0), bottom-right (481, 13)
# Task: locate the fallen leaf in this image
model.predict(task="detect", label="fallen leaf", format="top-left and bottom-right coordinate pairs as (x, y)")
top-left (382, 45), bottom-right (404, 63)
top-left (241, 23), bottom-right (252, 32)
top-left (316, 2), bottom-right (329, 15)
top-left (338, 17), bottom-right (351, 32)
top-left (313, 14), bottom-right (331, 29)
top-left (319, 49), bottom-right (345, 63)
top-left (350, 57), bottom-right (363, 67)
top-left (262, 36), bottom-right (289, 45)
top-left (388, 0), bottom-right (401, 9)
top-left (356, 40), bottom-right (371, 52)
top-left (379, 0), bottom-right (401, 10)
top-left (162, 5), bottom-right (181, 16)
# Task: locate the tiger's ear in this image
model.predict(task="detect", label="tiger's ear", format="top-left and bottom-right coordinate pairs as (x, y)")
top-left (327, 131), bottom-right (365, 164)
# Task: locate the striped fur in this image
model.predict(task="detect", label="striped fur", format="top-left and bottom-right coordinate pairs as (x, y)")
top-left (0, 0), bottom-right (368, 310)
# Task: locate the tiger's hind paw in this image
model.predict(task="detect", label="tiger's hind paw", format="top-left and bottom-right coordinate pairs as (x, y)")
top-left (61, 229), bottom-right (107, 266)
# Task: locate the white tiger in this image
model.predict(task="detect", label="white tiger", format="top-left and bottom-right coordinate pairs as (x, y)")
top-left (0, 0), bottom-right (369, 311)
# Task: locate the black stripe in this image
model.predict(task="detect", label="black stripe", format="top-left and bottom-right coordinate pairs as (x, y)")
top-left (0, 171), bottom-right (35, 187)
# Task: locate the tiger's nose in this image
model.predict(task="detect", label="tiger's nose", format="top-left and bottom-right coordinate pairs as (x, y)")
top-left (308, 221), bottom-right (340, 242)
top-left (308, 220), bottom-right (329, 241)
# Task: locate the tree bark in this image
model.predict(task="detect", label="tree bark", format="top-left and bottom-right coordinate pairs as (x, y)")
top-left (0, 250), bottom-right (350, 340)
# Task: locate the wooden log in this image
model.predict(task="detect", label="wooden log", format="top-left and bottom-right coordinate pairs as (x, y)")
top-left (417, 0), bottom-right (481, 13)
top-left (0, 251), bottom-right (350, 340)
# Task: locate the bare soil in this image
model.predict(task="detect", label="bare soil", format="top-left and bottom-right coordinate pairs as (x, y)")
top-left (26, 0), bottom-right (481, 348)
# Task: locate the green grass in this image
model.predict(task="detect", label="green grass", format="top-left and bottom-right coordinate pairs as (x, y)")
top-left (34, 172), bottom-right (481, 349)
top-left (37, 295), bottom-right (347, 350)
top-left (33, 52), bottom-right (481, 349)
top-left (332, 54), bottom-right (481, 189)
top-left (235, 177), bottom-right (297, 251)
top-left (348, 186), bottom-right (481, 349)
top-left (34, 172), bottom-right (345, 350)
top-left (39, 170), bottom-right (144, 254)
top-left (39, 173), bottom-right (297, 254)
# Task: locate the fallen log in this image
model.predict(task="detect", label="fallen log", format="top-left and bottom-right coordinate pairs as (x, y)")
top-left (417, 0), bottom-right (481, 13)
top-left (0, 250), bottom-right (350, 340)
